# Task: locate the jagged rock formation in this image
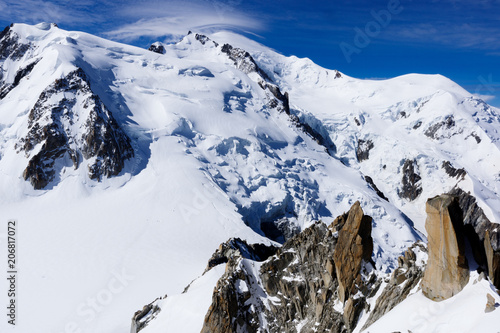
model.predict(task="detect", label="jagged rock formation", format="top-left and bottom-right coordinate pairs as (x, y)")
top-left (398, 158), bottom-right (422, 201)
top-left (204, 237), bottom-right (278, 273)
top-left (0, 24), bottom-right (32, 60)
top-left (362, 242), bottom-right (427, 330)
top-left (131, 297), bottom-right (164, 333)
top-left (424, 115), bottom-right (459, 139)
top-left (421, 195), bottom-right (469, 301)
top-left (365, 175), bottom-right (389, 201)
top-left (18, 67), bottom-right (134, 188)
top-left (0, 24), bottom-right (36, 99)
top-left (442, 161), bottom-right (466, 180)
top-left (448, 187), bottom-right (500, 289)
top-left (201, 238), bottom-right (277, 333)
top-left (201, 202), bottom-right (381, 333)
top-left (332, 201), bottom-right (373, 304)
top-left (221, 42), bottom-right (270, 81)
top-left (0, 59), bottom-right (39, 99)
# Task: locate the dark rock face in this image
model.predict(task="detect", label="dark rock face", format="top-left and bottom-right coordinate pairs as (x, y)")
top-left (260, 217), bottom-right (301, 244)
top-left (424, 115), bottom-right (459, 139)
top-left (398, 159), bottom-right (422, 201)
top-left (356, 139), bottom-right (374, 162)
top-left (365, 175), bottom-right (388, 201)
top-left (0, 24), bottom-right (35, 99)
top-left (201, 202), bottom-right (380, 333)
top-left (0, 24), bottom-right (32, 61)
top-left (258, 80), bottom-right (290, 114)
top-left (260, 222), bottom-right (346, 333)
top-left (442, 161), bottom-right (466, 180)
top-left (220, 43), bottom-right (271, 81)
top-left (19, 67), bottom-right (134, 189)
top-left (148, 43), bottom-right (165, 54)
top-left (194, 33), bottom-right (219, 47)
top-left (0, 59), bottom-right (39, 99)
top-left (201, 240), bottom-right (277, 333)
top-left (205, 238), bottom-right (278, 273)
top-left (362, 242), bottom-right (427, 330)
top-left (448, 187), bottom-right (500, 289)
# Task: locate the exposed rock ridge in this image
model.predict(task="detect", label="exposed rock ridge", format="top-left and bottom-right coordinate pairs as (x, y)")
top-left (131, 296), bottom-right (164, 333)
top-left (220, 42), bottom-right (271, 81)
top-left (18, 67), bottom-right (134, 189)
top-left (201, 239), bottom-right (277, 333)
top-left (195, 33), bottom-right (219, 47)
top-left (448, 187), bottom-right (500, 289)
top-left (362, 242), bottom-right (427, 330)
top-left (0, 24), bottom-right (32, 61)
top-left (442, 161), bottom-right (466, 180)
top-left (421, 195), bottom-right (469, 301)
top-left (197, 34), bottom-right (341, 162)
top-left (365, 175), bottom-right (389, 201)
top-left (204, 237), bottom-right (278, 273)
top-left (0, 59), bottom-right (40, 99)
top-left (424, 115), bottom-right (461, 140)
top-left (201, 202), bottom-right (381, 333)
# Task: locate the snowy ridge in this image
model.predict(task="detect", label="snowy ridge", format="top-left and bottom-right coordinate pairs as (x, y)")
top-left (0, 23), bottom-right (498, 333)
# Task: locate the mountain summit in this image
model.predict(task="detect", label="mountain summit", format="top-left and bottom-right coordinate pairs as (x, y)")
top-left (0, 23), bottom-right (499, 332)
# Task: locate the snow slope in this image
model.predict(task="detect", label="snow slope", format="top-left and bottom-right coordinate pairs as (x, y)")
top-left (363, 271), bottom-right (500, 333)
top-left (0, 23), bottom-right (498, 333)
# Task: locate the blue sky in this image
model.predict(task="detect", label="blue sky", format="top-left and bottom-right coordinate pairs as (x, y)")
top-left (1, 0), bottom-right (499, 106)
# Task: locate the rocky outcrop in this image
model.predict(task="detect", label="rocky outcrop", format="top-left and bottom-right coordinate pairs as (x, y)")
top-left (259, 222), bottom-right (346, 333)
top-left (485, 230), bottom-right (500, 290)
top-left (448, 187), bottom-right (500, 289)
top-left (194, 33), bottom-right (219, 47)
top-left (362, 242), bottom-right (427, 330)
top-left (201, 202), bottom-right (380, 333)
top-left (356, 139), bottom-right (374, 162)
top-left (204, 237), bottom-right (278, 273)
top-left (332, 201), bottom-right (373, 304)
top-left (0, 59), bottom-right (39, 99)
top-left (148, 42), bottom-right (165, 54)
top-left (398, 158), bottom-right (422, 201)
top-left (365, 175), bottom-right (389, 201)
top-left (258, 80), bottom-right (290, 114)
top-left (0, 24), bottom-right (32, 60)
top-left (220, 43), bottom-right (271, 81)
top-left (425, 115), bottom-right (460, 139)
top-left (18, 67), bottom-right (134, 189)
top-left (485, 293), bottom-right (497, 313)
top-left (201, 239), bottom-right (277, 333)
top-left (131, 296), bottom-right (164, 333)
top-left (421, 195), bottom-right (469, 301)
top-left (442, 161), bottom-right (466, 180)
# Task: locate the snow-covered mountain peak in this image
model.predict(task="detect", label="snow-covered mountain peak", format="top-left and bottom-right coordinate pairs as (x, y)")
top-left (0, 23), bottom-right (499, 333)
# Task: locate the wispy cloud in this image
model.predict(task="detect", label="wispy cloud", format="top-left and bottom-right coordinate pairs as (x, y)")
top-left (386, 23), bottom-right (500, 51)
top-left (105, 1), bottom-right (263, 42)
top-left (0, 0), bottom-right (263, 42)
top-left (0, 0), bottom-right (100, 25)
